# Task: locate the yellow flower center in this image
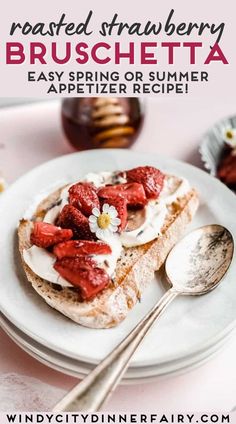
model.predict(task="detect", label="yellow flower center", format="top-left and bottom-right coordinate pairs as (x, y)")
top-left (226, 130), bottom-right (233, 139)
top-left (97, 213), bottom-right (111, 229)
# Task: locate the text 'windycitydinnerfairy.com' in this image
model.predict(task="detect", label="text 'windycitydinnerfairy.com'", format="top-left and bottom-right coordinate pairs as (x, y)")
top-left (3, 413), bottom-right (231, 424)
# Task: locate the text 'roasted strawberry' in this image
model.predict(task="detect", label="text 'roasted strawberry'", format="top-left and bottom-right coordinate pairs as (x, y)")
top-left (125, 166), bottom-right (165, 199)
top-left (54, 256), bottom-right (110, 300)
top-left (30, 222), bottom-right (73, 248)
top-left (69, 182), bottom-right (100, 216)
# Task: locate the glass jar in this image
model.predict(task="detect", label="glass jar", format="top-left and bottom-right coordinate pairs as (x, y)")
top-left (61, 97), bottom-right (144, 150)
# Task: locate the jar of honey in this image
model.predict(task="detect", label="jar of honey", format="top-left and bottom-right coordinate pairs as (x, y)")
top-left (61, 97), bottom-right (144, 150)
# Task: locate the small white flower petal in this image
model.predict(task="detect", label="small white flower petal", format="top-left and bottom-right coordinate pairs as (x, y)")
top-left (102, 203), bottom-right (110, 213)
top-left (89, 223), bottom-right (98, 233)
top-left (92, 207), bottom-right (100, 217)
top-left (106, 226), bottom-right (113, 240)
top-left (96, 228), bottom-right (104, 240)
top-left (89, 215), bottom-right (97, 223)
top-left (109, 207), bottom-right (118, 218)
top-left (111, 217), bottom-right (121, 226)
top-left (110, 225), bottom-right (118, 233)
top-left (103, 228), bottom-right (111, 238)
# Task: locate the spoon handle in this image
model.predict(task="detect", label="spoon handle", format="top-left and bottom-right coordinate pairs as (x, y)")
top-left (53, 288), bottom-right (178, 412)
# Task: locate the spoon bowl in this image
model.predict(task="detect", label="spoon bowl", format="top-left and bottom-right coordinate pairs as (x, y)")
top-left (165, 224), bottom-right (234, 295)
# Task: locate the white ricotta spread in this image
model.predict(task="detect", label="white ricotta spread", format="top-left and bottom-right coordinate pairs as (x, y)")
top-left (43, 184), bottom-right (71, 224)
top-left (91, 234), bottom-right (122, 278)
top-left (23, 171), bottom-right (190, 287)
top-left (120, 201), bottom-right (168, 247)
top-left (83, 171), bottom-right (114, 187)
top-left (159, 176), bottom-right (190, 205)
top-left (23, 245), bottom-right (72, 288)
top-left (120, 176), bottom-right (190, 247)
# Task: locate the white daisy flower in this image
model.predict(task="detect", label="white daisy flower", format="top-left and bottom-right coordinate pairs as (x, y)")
top-left (89, 204), bottom-right (121, 240)
top-left (223, 127), bottom-right (236, 148)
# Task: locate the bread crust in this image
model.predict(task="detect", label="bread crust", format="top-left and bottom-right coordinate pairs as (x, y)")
top-left (18, 184), bottom-right (199, 328)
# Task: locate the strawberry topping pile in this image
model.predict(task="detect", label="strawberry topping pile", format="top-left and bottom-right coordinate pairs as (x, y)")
top-left (30, 222), bottom-right (73, 248)
top-left (53, 240), bottom-right (112, 259)
top-left (125, 166), bottom-right (165, 199)
top-left (54, 257), bottom-right (110, 300)
top-left (29, 166), bottom-right (165, 301)
top-left (69, 182), bottom-right (100, 216)
top-left (58, 204), bottom-right (94, 240)
top-left (98, 182), bottom-right (147, 208)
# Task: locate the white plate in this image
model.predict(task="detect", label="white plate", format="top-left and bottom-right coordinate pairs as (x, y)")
top-left (1, 312), bottom-right (234, 383)
top-left (0, 149), bottom-right (236, 368)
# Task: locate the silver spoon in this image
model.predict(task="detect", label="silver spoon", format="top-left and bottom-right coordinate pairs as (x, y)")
top-left (53, 224), bottom-right (234, 412)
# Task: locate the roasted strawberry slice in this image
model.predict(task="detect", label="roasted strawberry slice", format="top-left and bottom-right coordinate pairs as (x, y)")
top-left (30, 222), bottom-right (73, 248)
top-left (53, 240), bottom-right (112, 259)
top-left (101, 197), bottom-right (128, 231)
top-left (57, 205), bottom-right (94, 240)
top-left (98, 182), bottom-right (147, 208)
top-left (54, 256), bottom-right (110, 300)
top-left (69, 182), bottom-right (100, 216)
top-left (125, 166), bottom-right (165, 199)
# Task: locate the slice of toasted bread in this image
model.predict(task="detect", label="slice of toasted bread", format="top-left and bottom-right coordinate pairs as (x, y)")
top-left (18, 178), bottom-right (199, 329)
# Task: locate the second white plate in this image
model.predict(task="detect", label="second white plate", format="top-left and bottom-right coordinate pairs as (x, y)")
top-left (1, 312), bottom-right (234, 383)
